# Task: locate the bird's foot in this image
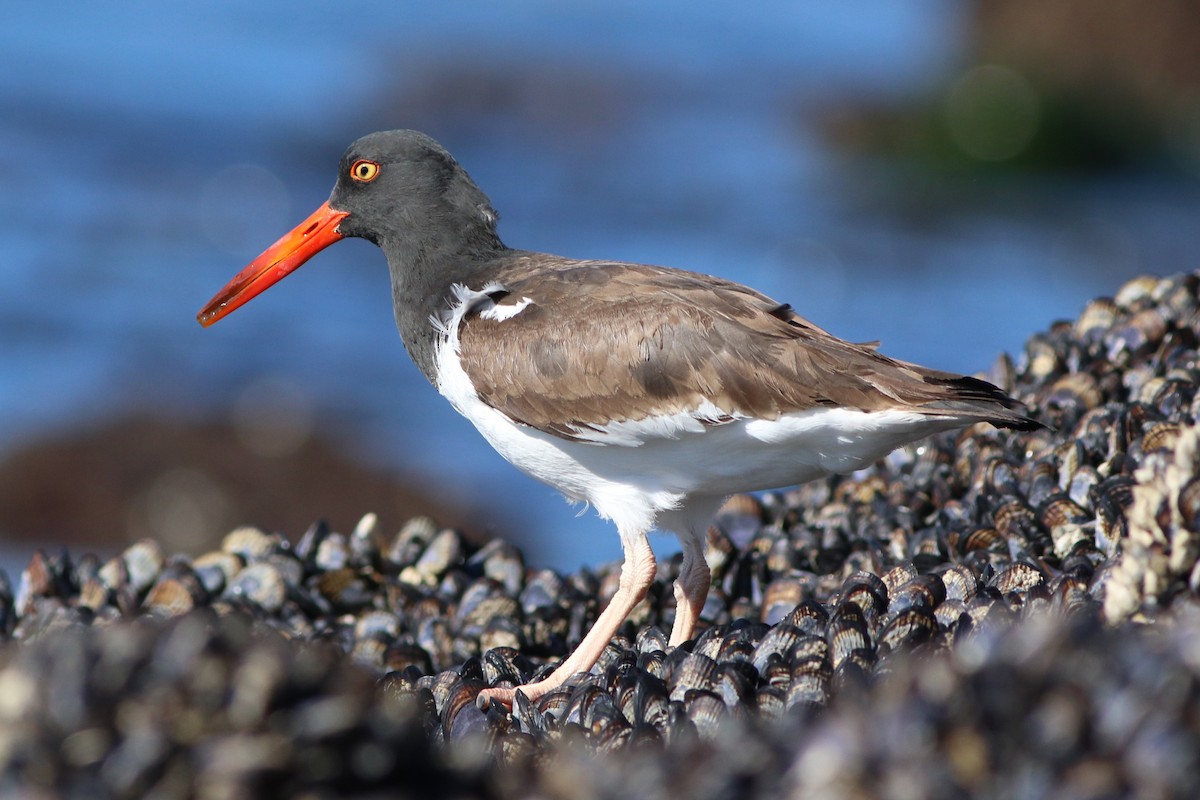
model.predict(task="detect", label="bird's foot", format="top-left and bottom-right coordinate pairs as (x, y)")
top-left (476, 675), bottom-right (560, 711)
top-left (476, 686), bottom-right (516, 710)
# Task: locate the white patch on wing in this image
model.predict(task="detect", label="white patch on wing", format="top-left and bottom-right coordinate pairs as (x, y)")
top-left (567, 399), bottom-right (745, 446)
top-left (743, 407), bottom-right (948, 473)
top-left (479, 296), bottom-right (533, 321)
top-left (430, 281), bottom-right (522, 333)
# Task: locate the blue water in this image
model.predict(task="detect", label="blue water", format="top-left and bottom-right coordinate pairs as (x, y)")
top-left (2, 2), bottom-right (1199, 571)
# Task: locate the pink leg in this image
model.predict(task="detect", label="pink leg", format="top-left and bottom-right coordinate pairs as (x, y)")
top-left (668, 529), bottom-right (710, 647)
top-left (478, 528), bottom-right (656, 709)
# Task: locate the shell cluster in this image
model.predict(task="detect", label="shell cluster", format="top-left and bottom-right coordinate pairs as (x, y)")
top-left (4, 271), bottom-right (1200, 797)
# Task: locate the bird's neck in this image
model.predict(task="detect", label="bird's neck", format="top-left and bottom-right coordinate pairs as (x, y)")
top-left (382, 227), bottom-right (508, 384)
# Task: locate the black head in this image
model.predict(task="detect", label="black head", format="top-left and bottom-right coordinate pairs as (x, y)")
top-left (330, 130), bottom-right (500, 249)
top-left (198, 129), bottom-right (504, 327)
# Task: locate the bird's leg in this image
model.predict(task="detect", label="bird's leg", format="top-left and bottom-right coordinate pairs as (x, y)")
top-left (668, 528), bottom-right (710, 647)
top-left (478, 527), bottom-right (656, 709)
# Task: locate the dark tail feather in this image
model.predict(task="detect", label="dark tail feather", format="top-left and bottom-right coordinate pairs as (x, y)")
top-left (922, 374), bottom-right (1044, 431)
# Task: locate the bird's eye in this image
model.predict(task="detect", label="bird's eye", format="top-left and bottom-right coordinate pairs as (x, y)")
top-left (350, 159), bottom-right (380, 183)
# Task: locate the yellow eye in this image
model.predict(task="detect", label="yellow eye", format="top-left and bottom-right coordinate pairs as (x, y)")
top-left (350, 159), bottom-right (380, 182)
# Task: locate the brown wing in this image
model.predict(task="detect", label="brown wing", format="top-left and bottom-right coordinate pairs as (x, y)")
top-left (456, 255), bottom-right (1036, 440)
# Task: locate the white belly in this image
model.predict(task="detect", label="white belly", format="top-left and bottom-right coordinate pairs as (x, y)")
top-left (447, 386), bottom-right (951, 502)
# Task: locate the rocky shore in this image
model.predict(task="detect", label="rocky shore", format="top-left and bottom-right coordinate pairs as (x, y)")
top-left (3, 272), bottom-right (1200, 798)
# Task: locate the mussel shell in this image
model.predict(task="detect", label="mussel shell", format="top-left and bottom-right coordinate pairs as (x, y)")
top-left (479, 616), bottom-right (524, 653)
top-left (755, 685), bottom-right (787, 720)
top-left (439, 679), bottom-right (488, 742)
top-left (384, 641), bottom-right (434, 675)
top-left (936, 564), bottom-right (978, 603)
top-left (828, 603), bottom-right (872, 670)
top-left (386, 516), bottom-right (438, 568)
top-left (122, 540), bottom-right (166, 594)
top-left (933, 599), bottom-right (970, 631)
top-left (750, 623), bottom-right (802, 675)
top-left (192, 552), bottom-right (243, 596)
top-left (760, 576), bottom-right (806, 626)
top-left (683, 690), bottom-right (728, 740)
top-left (519, 570), bottom-right (565, 615)
top-left (716, 634), bottom-right (757, 666)
top-left (1178, 477), bottom-right (1200, 533)
top-left (781, 599), bottom-right (830, 637)
top-left (223, 562), bottom-right (287, 612)
top-left (667, 652), bottom-right (721, 701)
top-left (415, 529), bottom-right (465, 581)
top-left (878, 607), bottom-right (938, 654)
top-left (713, 493), bottom-right (765, 550)
top-left (881, 563), bottom-right (918, 596)
top-left (904, 529), bottom-right (944, 573)
top-left (1142, 422), bottom-right (1184, 454)
top-left (990, 562), bottom-right (1046, 595)
top-left (888, 574), bottom-right (946, 616)
top-left (635, 625), bottom-right (669, 655)
top-left (466, 539), bottom-right (526, 597)
top-left (144, 570), bottom-right (206, 617)
top-left (313, 568), bottom-right (374, 612)
top-left (221, 526), bottom-right (284, 563)
top-left (1105, 308), bottom-right (1167, 363)
top-left (314, 532), bottom-right (351, 572)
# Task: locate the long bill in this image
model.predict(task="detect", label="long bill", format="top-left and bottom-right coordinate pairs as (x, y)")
top-left (197, 201), bottom-right (349, 327)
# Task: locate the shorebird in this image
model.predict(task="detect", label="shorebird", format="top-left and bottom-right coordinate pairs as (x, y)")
top-left (199, 130), bottom-right (1037, 708)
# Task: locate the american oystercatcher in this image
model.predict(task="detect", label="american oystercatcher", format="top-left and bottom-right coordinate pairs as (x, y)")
top-left (199, 130), bottom-right (1037, 708)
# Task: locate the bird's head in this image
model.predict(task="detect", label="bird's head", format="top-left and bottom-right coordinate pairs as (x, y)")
top-left (197, 129), bottom-right (498, 327)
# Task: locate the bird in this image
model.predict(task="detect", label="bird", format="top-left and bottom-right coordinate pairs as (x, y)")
top-left (198, 129), bottom-right (1038, 709)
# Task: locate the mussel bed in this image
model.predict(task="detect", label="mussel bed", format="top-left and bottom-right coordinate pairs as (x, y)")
top-left (4, 272), bottom-right (1200, 798)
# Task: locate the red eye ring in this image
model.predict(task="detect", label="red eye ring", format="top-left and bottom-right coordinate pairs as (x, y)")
top-left (350, 159), bottom-right (380, 182)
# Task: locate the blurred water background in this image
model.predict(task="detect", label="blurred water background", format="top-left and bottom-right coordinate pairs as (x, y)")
top-left (2, 1), bottom-right (1199, 573)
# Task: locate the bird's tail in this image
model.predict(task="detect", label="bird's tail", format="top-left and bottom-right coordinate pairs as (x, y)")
top-left (918, 373), bottom-right (1043, 431)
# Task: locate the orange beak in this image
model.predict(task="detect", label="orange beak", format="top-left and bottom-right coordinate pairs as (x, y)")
top-left (197, 201), bottom-right (349, 327)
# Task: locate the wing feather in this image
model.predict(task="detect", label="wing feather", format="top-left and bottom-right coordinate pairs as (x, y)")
top-left (454, 255), bottom-right (1037, 440)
